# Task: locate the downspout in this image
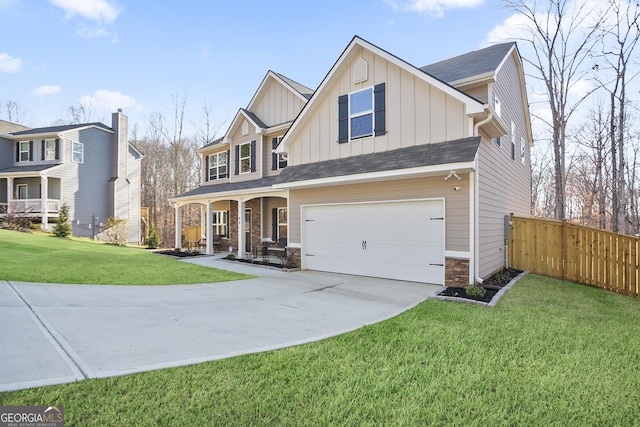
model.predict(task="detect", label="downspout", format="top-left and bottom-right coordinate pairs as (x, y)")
top-left (471, 109), bottom-right (494, 284)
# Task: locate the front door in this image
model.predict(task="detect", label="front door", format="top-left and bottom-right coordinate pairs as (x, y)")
top-left (244, 209), bottom-right (252, 253)
top-left (17, 184), bottom-right (27, 199)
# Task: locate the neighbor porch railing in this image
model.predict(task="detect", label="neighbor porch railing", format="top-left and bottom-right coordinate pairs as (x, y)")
top-left (0, 199), bottom-right (61, 214)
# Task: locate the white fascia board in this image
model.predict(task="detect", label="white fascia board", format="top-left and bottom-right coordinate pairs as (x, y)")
top-left (273, 161), bottom-right (476, 190)
top-left (196, 141), bottom-right (230, 155)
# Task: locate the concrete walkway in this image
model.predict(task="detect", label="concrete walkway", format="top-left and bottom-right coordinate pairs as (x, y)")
top-left (0, 257), bottom-right (440, 392)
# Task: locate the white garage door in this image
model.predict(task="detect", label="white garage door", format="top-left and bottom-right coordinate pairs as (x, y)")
top-left (302, 199), bottom-right (445, 284)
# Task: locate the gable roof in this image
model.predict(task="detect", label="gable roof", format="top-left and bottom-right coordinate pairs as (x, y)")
top-left (247, 71), bottom-right (313, 112)
top-left (420, 42), bottom-right (516, 85)
top-left (0, 120), bottom-right (30, 134)
top-left (279, 36), bottom-right (485, 151)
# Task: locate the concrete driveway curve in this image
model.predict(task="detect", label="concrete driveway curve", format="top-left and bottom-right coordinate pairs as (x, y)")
top-left (0, 256), bottom-right (440, 392)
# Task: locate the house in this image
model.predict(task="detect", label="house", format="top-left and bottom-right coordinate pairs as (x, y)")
top-left (0, 110), bottom-right (143, 243)
top-left (170, 36), bottom-right (532, 286)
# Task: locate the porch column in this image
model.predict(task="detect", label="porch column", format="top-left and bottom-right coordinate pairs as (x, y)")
top-left (237, 198), bottom-right (245, 259)
top-left (175, 204), bottom-right (182, 249)
top-left (205, 201), bottom-right (213, 255)
top-left (40, 175), bottom-right (48, 230)
top-left (6, 177), bottom-right (12, 213)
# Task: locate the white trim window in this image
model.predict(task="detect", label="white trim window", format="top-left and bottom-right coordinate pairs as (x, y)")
top-left (208, 152), bottom-right (228, 180)
top-left (19, 141), bottom-right (30, 162)
top-left (239, 142), bottom-right (251, 174)
top-left (44, 139), bottom-right (56, 161)
top-left (349, 87), bottom-right (374, 139)
top-left (520, 136), bottom-right (526, 164)
top-left (510, 121), bottom-right (516, 161)
top-left (72, 141), bottom-right (84, 163)
top-left (212, 210), bottom-right (229, 237)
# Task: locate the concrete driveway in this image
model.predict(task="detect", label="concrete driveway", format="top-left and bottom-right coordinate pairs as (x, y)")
top-left (0, 257), bottom-right (440, 392)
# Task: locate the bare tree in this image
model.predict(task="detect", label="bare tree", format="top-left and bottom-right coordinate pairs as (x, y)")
top-left (593, 0), bottom-right (640, 233)
top-left (1, 100), bottom-right (26, 123)
top-left (503, 0), bottom-right (605, 220)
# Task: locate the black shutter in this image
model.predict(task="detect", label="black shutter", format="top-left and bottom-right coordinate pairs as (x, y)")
top-left (338, 94), bottom-right (348, 143)
top-left (272, 208), bottom-right (278, 240)
top-left (250, 140), bottom-right (256, 172)
top-left (55, 139), bottom-right (60, 160)
top-left (224, 150), bottom-right (230, 178)
top-left (28, 141), bottom-right (33, 161)
top-left (374, 83), bottom-right (386, 136)
top-left (205, 155), bottom-right (210, 181)
top-left (15, 142), bottom-right (19, 162)
top-left (234, 145), bottom-right (240, 175)
top-left (271, 137), bottom-right (278, 170)
top-left (41, 140), bottom-right (45, 160)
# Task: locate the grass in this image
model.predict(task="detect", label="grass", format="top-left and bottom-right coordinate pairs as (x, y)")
top-left (0, 229), bottom-right (251, 285)
top-left (2, 274), bottom-right (639, 425)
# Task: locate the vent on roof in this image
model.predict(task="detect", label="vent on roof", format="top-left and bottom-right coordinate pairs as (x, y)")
top-left (353, 57), bottom-right (368, 84)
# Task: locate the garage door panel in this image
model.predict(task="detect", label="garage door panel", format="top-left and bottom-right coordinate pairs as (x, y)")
top-left (302, 200), bottom-right (445, 284)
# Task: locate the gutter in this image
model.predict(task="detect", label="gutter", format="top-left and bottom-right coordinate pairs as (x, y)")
top-left (471, 109), bottom-right (494, 284)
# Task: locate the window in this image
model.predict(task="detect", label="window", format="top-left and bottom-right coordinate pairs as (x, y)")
top-left (272, 207), bottom-right (287, 240)
top-left (212, 211), bottom-right (229, 237)
top-left (17, 184), bottom-right (27, 199)
top-left (208, 152), bottom-right (228, 180)
top-left (72, 141), bottom-right (84, 163)
top-left (44, 139), bottom-right (56, 160)
top-left (272, 136), bottom-right (287, 170)
top-left (338, 83), bottom-right (386, 143)
top-left (495, 137), bottom-right (501, 147)
top-left (239, 142), bottom-right (251, 173)
top-left (278, 208), bottom-right (287, 227)
top-left (350, 88), bottom-right (374, 139)
top-left (494, 95), bottom-right (502, 117)
top-left (18, 141), bottom-right (30, 162)
top-left (510, 121), bottom-right (516, 161)
top-left (520, 137), bottom-right (526, 164)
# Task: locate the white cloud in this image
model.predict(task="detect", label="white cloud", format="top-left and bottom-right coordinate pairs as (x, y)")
top-left (386, 0), bottom-right (484, 17)
top-left (77, 25), bottom-right (110, 39)
top-left (50, 0), bottom-right (120, 23)
top-left (569, 79), bottom-right (594, 98)
top-left (78, 90), bottom-right (142, 113)
top-left (0, 53), bottom-right (23, 73)
top-left (31, 85), bottom-right (62, 96)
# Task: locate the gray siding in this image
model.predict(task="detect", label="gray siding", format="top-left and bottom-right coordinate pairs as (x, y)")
top-left (477, 52), bottom-right (531, 277)
top-left (0, 137), bottom-right (13, 169)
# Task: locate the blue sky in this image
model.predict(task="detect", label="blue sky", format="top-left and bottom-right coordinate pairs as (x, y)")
top-left (0, 0), bottom-right (516, 136)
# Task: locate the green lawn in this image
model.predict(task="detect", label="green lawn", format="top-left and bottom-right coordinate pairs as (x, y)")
top-left (0, 229), bottom-right (250, 285)
top-left (2, 274), bottom-right (639, 425)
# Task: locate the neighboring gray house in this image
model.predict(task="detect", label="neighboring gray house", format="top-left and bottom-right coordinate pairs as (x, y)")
top-left (171, 36), bottom-right (532, 286)
top-left (0, 110), bottom-right (143, 243)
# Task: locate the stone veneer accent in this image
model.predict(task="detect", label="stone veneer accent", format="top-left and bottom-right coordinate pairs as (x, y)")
top-left (445, 258), bottom-right (470, 287)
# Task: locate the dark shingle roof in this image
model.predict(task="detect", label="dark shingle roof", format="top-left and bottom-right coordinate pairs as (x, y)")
top-left (420, 42), bottom-right (515, 84)
top-left (173, 175), bottom-right (284, 199)
top-left (0, 164), bottom-right (61, 174)
top-left (200, 137), bottom-right (225, 150)
top-left (9, 122), bottom-right (112, 136)
top-left (242, 109), bottom-right (268, 130)
top-left (277, 137), bottom-right (481, 183)
top-left (174, 138), bottom-right (480, 200)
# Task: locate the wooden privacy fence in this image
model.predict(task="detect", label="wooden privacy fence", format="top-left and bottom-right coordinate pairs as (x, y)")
top-left (509, 216), bottom-right (639, 297)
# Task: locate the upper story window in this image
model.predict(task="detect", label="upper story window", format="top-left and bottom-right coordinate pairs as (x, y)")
top-left (18, 141), bottom-right (31, 162)
top-left (510, 121), bottom-right (516, 161)
top-left (208, 152), bottom-right (228, 180)
top-left (271, 137), bottom-right (287, 170)
top-left (350, 88), bottom-right (374, 138)
top-left (234, 140), bottom-right (256, 175)
top-left (520, 137), bottom-right (526, 164)
top-left (494, 95), bottom-right (502, 117)
top-left (338, 83), bottom-right (386, 143)
top-left (72, 141), bottom-right (84, 163)
top-left (44, 139), bottom-right (56, 160)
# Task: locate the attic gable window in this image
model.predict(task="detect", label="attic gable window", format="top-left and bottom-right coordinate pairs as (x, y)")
top-left (338, 83), bottom-right (386, 143)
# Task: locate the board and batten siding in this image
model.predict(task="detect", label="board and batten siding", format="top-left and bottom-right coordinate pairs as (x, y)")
top-left (286, 46), bottom-right (470, 167)
top-left (252, 78), bottom-right (306, 127)
top-left (477, 52), bottom-right (531, 277)
top-left (288, 175), bottom-right (470, 253)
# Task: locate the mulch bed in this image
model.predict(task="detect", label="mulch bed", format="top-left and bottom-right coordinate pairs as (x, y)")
top-left (436, 268), bottom-right (524, 305)
top-left (154, 249), bottom-right (207, 258)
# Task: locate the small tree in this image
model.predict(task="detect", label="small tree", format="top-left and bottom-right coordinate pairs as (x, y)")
top-left (145, 224), bottom-right (160, 249)
top-left (53, 203), bottom-right (72, 237)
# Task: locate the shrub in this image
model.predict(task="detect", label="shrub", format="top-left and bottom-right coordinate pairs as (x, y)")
top-left (145, 224), bottom-right (160, 249)
top-left (104, 217), bottom-right (129, 246)
top-left (1, 211), bottom-right (33, 232)
top-left (465, 284), bottom-right (486, 299)
top-left (53, 203), bottom-right (72, 237)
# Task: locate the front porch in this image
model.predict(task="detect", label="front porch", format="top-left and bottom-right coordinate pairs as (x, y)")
top-left (0, 173), bottom-right (62, 228)
top-left (0, 199), bottom-right (61, 216)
